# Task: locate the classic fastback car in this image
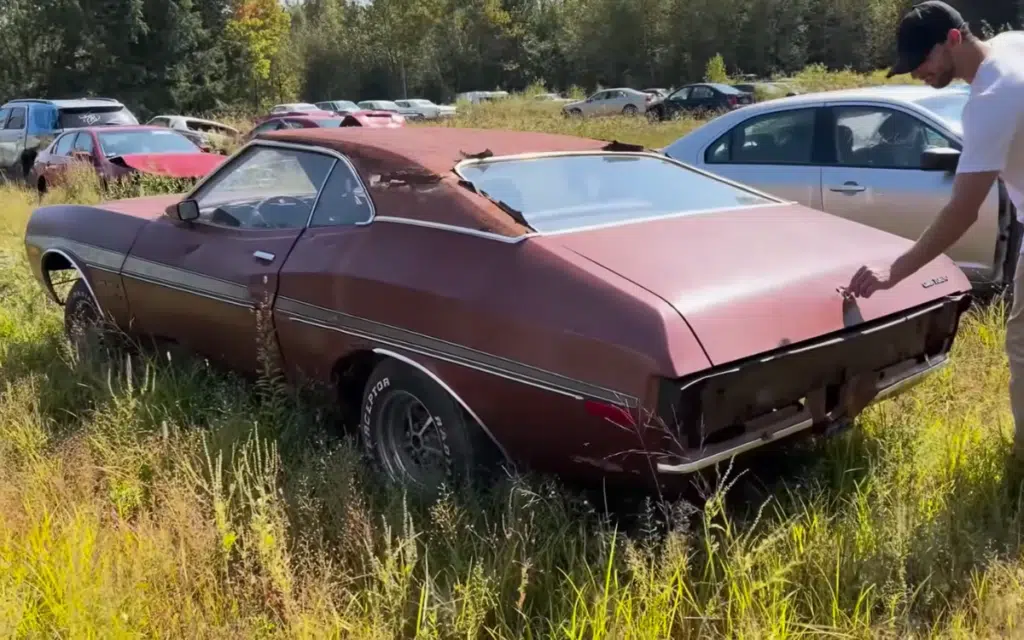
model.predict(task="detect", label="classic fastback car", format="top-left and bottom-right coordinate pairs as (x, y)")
top-left (23, 127), bottom-right (973, 494)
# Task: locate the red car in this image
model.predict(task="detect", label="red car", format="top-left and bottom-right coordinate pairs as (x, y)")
top-left (23, 127), bottom-right (972, 495)
top-left (246, 112), bottom-right (405, 140)
top-left (30, 125), bottom-right (225, 193)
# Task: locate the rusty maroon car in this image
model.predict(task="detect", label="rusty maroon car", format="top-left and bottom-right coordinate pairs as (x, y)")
top-left (23, 127), bottom-right (973, 494)
top-left (30, 125), bottom-right (225, 194)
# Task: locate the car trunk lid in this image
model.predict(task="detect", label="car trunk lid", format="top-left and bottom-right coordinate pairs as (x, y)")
top-left (550, 202), bottom-right (971, 366)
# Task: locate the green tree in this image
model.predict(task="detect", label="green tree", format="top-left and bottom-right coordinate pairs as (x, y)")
top-left (224, 0), bottom-right (292, 108)
top-left (704, 53), bottom-right (728, 83)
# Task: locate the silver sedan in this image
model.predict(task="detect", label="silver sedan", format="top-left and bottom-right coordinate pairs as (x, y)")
top-left (662, 84), bottom-right (1019, 293)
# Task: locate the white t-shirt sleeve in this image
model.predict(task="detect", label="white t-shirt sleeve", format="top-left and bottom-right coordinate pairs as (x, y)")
top-left (957, 87), bottom-right (1019, 175)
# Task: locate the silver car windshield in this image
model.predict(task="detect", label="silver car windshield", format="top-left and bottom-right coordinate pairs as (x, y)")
top-left (458, 154), bottom-right (775, 233)
top-left (915, 93), bottom-right (969, 130)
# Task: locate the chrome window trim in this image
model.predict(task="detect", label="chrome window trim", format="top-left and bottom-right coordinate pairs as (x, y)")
top-left (453, 149), bottom-right (789, 204)
top-left (181, 138), bottom-right (376, 231)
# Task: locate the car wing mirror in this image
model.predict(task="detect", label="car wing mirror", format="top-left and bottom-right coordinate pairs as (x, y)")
top-left (920, 146), bottom-right (960, 172)
top-left (166, 199), bottom-right (200, 222)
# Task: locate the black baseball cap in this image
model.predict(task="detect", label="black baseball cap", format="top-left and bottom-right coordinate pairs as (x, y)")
top-left (887, 1), bottom-right (968, 77)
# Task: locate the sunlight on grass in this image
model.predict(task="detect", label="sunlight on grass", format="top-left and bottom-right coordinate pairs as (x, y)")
top-left (1, 81), bottom-right (1022, 637)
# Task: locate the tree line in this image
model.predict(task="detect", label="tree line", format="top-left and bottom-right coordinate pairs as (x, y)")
top-left (0, 0), bottom-right (1019, 119)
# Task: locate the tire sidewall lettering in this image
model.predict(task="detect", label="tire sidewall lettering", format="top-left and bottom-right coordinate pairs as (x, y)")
top-left (361, 375), bottom-right (390, 442)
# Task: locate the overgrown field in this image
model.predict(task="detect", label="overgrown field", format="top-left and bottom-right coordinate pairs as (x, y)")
top-left (3, 85), bottom-right (1024, 639)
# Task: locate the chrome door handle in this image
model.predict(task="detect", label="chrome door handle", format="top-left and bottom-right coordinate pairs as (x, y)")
top-left (253, 250), bottom-right (275, 262)
top-left (829, 182), bottom-right (866, 194)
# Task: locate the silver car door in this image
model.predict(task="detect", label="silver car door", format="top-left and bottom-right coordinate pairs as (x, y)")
top-left (820, 103), bottom-right (1001, 283)
top-left (699, 105), bottom-right (823, 209)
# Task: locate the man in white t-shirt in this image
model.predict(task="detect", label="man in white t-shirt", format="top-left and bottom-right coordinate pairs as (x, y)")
top-left (847, 1), bottom-right (1024, 458)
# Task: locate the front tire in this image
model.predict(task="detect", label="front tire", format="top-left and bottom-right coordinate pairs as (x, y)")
top-left (359, 358), bottom-right (496, 494)
top-left (64, 278), bottom-right (109, 359)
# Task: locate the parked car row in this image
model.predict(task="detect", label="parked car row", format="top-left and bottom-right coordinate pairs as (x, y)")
top-left (0, 97), bottom-right (236, 193)
top-left (558, 79), bottom-right (802, 122)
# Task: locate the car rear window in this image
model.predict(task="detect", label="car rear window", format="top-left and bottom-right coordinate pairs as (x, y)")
top-left (59, 105), bottom-right (138, 128)
top-left (97, 130), bottom-right (200, 156)
top-left (457, 153), bottom-right (776, 233)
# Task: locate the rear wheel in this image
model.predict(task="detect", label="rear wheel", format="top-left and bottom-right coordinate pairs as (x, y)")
top-left (622, 104), bottom-right (638, 116)
top-left (359, 358), bottom-right (497, 495)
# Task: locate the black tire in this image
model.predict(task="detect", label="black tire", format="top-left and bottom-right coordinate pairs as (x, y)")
top-left (360, 358), bottom-right (496, 494)
top-left (622, 104), bottom-right (638, 115)
top-left (64, 278), bottom-right (114, 359)
top-left (646, 107), bottom-right (663, 122)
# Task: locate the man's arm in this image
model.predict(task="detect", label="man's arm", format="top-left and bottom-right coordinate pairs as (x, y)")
top-left (890, 170), bottom-right (999, 278)
top-left (848, 90), bottom-right (1015, 297)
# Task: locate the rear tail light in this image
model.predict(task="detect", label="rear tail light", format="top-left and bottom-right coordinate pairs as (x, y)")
top-left (727, 96), bottom-right (737, 107)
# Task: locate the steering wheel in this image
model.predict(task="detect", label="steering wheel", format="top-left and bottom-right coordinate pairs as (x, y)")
top-left (248, 194), bottom-right (311, 228)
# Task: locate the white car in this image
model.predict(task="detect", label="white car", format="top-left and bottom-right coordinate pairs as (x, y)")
top-left (561, 88), bottom-right (653, 118)
top-left (394, 99), bottom-right (457, 120)
top-left (145, 115), bottom-right (239, 148)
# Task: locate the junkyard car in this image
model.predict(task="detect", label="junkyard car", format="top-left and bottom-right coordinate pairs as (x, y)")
top-left (662, 85), bottom-right (1021, 295)
top-left (30, 125), bottom-right (226, 193)
top-left (245, 112), bottom-right (405, 140)
top-left (0, 97), bottom-right (138, 181)
top-left (144, 115), bottom-right (240, 150)
top-left (24, 127), bottom-right (973, 494)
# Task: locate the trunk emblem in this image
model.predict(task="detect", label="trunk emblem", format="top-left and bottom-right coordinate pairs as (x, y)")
top-left (921, 276), bottom-right (948, 289)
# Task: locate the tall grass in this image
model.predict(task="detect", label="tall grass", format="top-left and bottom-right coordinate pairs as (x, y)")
top-left (2, 86), bottom-right (1023, 638)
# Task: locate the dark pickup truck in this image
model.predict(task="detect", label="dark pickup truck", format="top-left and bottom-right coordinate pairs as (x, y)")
top-left (0, 98), bottom-right (138, 182)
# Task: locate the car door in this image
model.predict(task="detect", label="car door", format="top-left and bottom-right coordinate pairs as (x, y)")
top-left (121, 143), bottom-right (336, 374)
top-left (587, 91), bottom-right (615, 117)
top-left (662, 87), bottom-right (691, 117)
top-left (0, 107), bottom-right (22, 174)
top-left (820, 103), bottom-right (1001, 281)
top-left (699, 106), bottom-right (824, 209)
top-left (686, 85), bottom-right (718, 114)
top-left (603, 90), bottom-right (627, 114)
top-left (39, 131), bottom-right (78, 185)
top-left (0, 108), bottom-right (12, 171)
top-left (273, 152), bottom-right (377, 380)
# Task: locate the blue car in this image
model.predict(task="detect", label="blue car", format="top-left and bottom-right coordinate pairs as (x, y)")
top-left (0, 98), bottom-right (138, 181)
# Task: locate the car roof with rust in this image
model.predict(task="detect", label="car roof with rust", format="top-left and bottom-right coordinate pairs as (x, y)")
top-left (259, 126), bottom-right (613, 177)
top-left (254, 126), bottom-right (625, 238)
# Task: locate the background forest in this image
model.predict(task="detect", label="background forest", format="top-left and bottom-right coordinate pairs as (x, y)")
top-left (0, 0), bottom-right (1021, 119)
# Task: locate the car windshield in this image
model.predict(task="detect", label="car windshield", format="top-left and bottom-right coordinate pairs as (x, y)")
top-left (914, 93), bottom-right (969, 130)
top-left (333, 101), bottom-right (359, 110)
top-left (97, 130), bottom-right (200, 157)
top-left (457, 153), bottom-right (775, 233)
top-left (59, 106), bottom-right (138, 128)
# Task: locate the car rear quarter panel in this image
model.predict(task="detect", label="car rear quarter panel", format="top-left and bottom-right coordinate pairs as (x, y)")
top-left (272, 221), bottom-right (712, 481)
top-left (24, 203), bottom-right (155, 327)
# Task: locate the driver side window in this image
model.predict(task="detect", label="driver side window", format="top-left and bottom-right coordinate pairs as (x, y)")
top-left (193, 146), bottom-right (334, 229)
top-left (832, 106), bottom-right (952, 169)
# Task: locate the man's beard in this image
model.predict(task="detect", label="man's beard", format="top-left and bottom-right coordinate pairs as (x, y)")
top-left (929, 65), bottom-right (956, 88)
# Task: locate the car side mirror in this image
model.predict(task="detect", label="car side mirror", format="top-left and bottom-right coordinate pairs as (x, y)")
top-left (167, 199), bottom-right (200, 222)
top-left (920, 146), bottom-right (960, 172)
